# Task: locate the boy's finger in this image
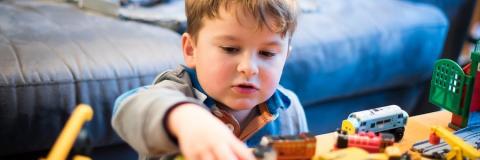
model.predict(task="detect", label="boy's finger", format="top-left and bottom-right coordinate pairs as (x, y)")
top-left (213, 144), bottom-right (237, 160)
top-left (182, 151), bottom-right (197, 160)
top-left (230, 141), bottom-right (255, 160)
top-left (199, 151), bottom-right (215, 160)
top-left (182, 147), bottom-right (202, 160)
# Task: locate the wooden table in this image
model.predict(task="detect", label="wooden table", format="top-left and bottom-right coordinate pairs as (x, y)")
top-left (314, 110), bottom-right (452, 156)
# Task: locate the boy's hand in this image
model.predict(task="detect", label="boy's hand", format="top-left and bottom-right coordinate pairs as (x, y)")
top-left (168, 103), bottom-right (255, 160)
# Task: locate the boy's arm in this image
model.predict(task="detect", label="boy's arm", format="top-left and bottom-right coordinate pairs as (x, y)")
top-left (111, 82), bottom-right (205, 156)
top-left (112, 84), bottom-right (255, 160)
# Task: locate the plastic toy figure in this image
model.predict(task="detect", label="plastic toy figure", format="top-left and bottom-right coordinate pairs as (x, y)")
top-left (429, 41), bottom-right (480, 129)
top-left (340, 105), bottom-right (408, 141)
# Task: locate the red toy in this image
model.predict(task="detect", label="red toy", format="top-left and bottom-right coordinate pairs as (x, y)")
top-left (335, 131), bottom-right (395, 153)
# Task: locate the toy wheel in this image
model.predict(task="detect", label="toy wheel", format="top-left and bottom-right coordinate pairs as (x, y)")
top-left (336, 134), bottom-right (348, 148)
top-left (392, 127), bottom-right (405, 142)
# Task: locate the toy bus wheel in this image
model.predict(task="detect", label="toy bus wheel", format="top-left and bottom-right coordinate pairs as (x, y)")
top-left (336, 134), bottom-right (349, 149)
top-left (392, 127), bottom-right (405, 142)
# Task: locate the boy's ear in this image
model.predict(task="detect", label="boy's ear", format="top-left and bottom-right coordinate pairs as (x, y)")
top-left (181, 33), bottom-right (196, 68)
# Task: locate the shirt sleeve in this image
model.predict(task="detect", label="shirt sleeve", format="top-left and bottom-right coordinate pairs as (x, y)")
top-left (111, 80), bottom-right (205, 156)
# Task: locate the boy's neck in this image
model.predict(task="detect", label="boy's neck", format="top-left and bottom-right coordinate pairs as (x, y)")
top-left (217, 103), bottom-right (255, 127)
top-left (231, 108), bottom-right (254, 125)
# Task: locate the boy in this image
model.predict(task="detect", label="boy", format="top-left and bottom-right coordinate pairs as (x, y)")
top-left (112, 0), bottom-right (308, 159)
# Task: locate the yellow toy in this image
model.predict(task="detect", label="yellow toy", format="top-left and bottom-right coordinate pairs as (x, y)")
top-left (314, 146), bottom-right (420, 160)
top-left (428, 126), bottom-right (480, 160)
top-left (41, 104), bottom-right (94, 160)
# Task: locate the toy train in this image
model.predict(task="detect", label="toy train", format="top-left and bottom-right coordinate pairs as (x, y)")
top-left (340, 105), bottom-right (408, 141)
top-left (335, 131), bottom-right (395, 153)
top-left (254, 133), bottom-right (316, 160)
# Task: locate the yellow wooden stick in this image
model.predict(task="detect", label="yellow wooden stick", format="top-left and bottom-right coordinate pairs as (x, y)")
top-left (44, 104), bottom-right (94, 160)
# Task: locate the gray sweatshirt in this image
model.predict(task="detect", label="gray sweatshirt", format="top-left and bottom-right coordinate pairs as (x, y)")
top-left (111, 66), bottom-right (308, 159)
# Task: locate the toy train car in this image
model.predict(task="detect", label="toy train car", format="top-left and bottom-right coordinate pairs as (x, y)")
top-left (335, 131), bottom-right (395, 153)
top-left (340, 105), bottom-right (408, 141)
top-left (256, 133), bottom-right (316, 160)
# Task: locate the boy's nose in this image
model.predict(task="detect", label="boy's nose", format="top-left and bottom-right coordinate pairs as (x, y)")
top-left (237, 54), bottom-right (259, 78)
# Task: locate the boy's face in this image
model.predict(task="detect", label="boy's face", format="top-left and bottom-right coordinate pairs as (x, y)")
top-left (182, 5), bottom-right (290, 110)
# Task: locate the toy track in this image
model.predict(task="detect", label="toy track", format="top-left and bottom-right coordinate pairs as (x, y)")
top-left (411, 125), bottom-right (480, 157)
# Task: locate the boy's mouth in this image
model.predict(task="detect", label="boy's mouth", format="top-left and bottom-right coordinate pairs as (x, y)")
top-left (232, 83), bottom-right (259, 94)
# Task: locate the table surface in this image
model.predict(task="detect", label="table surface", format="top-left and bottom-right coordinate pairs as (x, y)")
top-left (314, 110), bottom-right (452, 156)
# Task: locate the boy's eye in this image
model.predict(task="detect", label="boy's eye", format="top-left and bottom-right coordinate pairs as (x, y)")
top-left (221, 46), bottom-right (240, 54)
top-left (259, 51), bottom-right (276, 57)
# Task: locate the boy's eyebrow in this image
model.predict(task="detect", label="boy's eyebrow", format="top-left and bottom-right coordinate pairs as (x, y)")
top-left (214, 35), bottom-right (238, 42)
top-left (214, 35), bottom-right (283, 47)
top-left (263, 40), bottom-right (282, 47)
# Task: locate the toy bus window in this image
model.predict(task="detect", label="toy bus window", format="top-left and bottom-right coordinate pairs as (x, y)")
top-left (361, 122), bottom-right (366, 126)
top-left (398, 114), bottom-right (403, 118)
top-left (384, 119), bottom-right (391, 123)
top-left (371, 123), bottom-right (375, 128)
top-left (349, 114), bottom-right (356, 119)
top-left (376, 121), bottom-right (383, 125)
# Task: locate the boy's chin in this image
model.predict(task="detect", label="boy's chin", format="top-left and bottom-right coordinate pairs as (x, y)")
top-left (224, 100), bottom-right (258, 111)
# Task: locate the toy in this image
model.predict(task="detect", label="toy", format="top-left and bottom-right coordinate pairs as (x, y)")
top-left (335, 131), bottom-right (395, 153)
top-left (340, 105), bottom-right (408, 141)
top-left (313, 146), bottom-right (420, 160)
top-left (252, 145), bottom-right (277, 160)
top-left (429, 40), bottom-right (480, 129)
top-left (173, 133), bottom-right (315, 160)
top-left (41, 104), bottom-right (93, 160)
top-left (428, 126), bottom-right (480, 160)
top-left (412, 126), bottom-right (480, 160)
top-left (412, 124), bottom-right (480, 159)
top-left (255, 132), bottom-right (316, 160)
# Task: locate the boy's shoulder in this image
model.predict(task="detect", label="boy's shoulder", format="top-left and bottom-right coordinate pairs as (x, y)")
top-left (150, 65), bottom-right (208, 101)
top-left (152, 65), bottom-right (190, 85)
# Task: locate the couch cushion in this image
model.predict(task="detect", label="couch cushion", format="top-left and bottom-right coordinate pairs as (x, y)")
top-left (0, 0), bottom-right (183, 155)
top-left (281, 0), bottom-right (449, 106)
top-left (402, 0), bottom-right (468, 20)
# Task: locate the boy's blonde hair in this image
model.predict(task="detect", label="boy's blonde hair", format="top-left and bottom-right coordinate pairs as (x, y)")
top-left (185, 0), bottom-right (298, 41)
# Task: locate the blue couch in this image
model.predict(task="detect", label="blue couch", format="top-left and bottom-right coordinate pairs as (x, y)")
top-left (283, 0), bottom-right (448, 134)
top-left (0, 0), bottom-right (461, 159)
